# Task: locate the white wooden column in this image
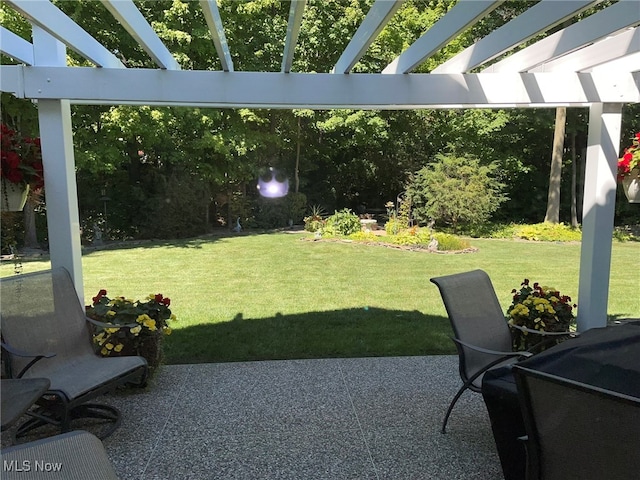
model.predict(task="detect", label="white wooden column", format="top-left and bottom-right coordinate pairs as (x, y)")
top-left (577, 103), bottom-right (622, 331)
top-left (33, 26), bottom-right (84, 303)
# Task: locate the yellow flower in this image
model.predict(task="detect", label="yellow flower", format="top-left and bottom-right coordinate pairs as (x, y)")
top-left (101, 347), bottom-right (109, 355)
top-left (143, 318), bottom-right (157, 331)
top-left (105, 343), bottom-right (114, 350)
top-left (163, 327), bottom-right (172, 335)
top-left (130, 325), bottom-right (142, 335)
top-left (106, 310), bottom-right (116, 317)
top-left (114, 344), bottom-right (124, 352)
top-left (136, 314), bottom-right (151, 324)
top-left (106, 327), bottom-right (119, 333)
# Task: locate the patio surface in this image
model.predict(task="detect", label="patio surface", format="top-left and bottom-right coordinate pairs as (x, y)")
top-left (3, 356), bottom-right (505, 479)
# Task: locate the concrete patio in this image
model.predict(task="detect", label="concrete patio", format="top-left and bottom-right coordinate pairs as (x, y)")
top-left (2, 355), bottom-right (505, 479)
top-left (96, 355), bottom-right (503, 479)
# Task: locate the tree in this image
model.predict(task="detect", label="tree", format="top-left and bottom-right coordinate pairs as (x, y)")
top-left (407, 153), bottom-right (507, 231)
top-left (544, 107), bottom-right (567, 223)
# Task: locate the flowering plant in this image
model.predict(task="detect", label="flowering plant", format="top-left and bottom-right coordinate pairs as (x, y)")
top-left (618, 132), bottom-right (640, 181)
top-left (86, 290), bottom-right (176, 370)
top-left (0, 123), bottom-right (44, 189)
top-left (507, 279), bottom-right (576, 350)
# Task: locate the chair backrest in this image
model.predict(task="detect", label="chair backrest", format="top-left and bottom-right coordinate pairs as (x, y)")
top-left (0, 268), bottom-right (95, 378)
top-left (430, 269), bottom-right (513, 387)
top-left (513, 365), bottom-right (640, 480)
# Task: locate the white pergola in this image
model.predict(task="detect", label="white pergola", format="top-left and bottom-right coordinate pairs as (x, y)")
top-left (1, 0), bottom-right (639, 331)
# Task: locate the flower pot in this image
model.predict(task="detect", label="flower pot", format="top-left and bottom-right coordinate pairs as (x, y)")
top-left (1, 180), bottom-right (29, 211)
top-left (622, 169), bottom-right (640, 203)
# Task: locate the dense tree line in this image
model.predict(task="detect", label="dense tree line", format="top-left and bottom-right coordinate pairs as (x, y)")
top-left (1, 0), bottom-right (638, 249)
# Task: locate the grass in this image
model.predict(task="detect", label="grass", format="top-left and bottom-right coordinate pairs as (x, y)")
top-left (1, 231), bottom-right (639, 364)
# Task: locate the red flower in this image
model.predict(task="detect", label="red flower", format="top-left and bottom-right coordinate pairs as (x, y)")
top-left (0, 123), bottom-right (44, 188)
top-left (92, 289), bottom-right (108, 304)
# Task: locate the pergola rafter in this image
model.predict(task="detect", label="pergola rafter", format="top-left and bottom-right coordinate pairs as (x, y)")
top-left (0, 0), bottom-right (638, 330)
top-left (200, 0), bottom-right (233, 72)
top-left (332, 0), bottom-right (405, 74)
top-left (101, 0), bottom-right (180, 71)
top-left (486, 1), bottom-right (640, 73)
top-left (282, 0), bottom-right (307, 73)
top-left (433, 0), bottom-right (602, 73)
top-left (383, 0), bottom-right (503, 74)
top-left (5, 0), bottom-right (124, 68)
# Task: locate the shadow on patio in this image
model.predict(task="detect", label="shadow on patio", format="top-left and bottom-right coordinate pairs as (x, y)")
top-left (95, 355), bottom-right (503, 479)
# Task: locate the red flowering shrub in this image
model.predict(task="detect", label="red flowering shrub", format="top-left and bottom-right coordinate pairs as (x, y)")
top-left (618, 131), bottom-right (640, 181)
top-left (0, 123), bottom-right (44, 189)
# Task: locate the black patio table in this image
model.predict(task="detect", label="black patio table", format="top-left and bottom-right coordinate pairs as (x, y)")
top-left (481, 321), bottom-right (640, 480)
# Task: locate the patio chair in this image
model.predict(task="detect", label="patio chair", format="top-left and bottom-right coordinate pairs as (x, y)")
top-left (0, 430), bottom-right (119, 479)
top-left (513, 365), bottom-right (640, 480)
top-left (0, 268), bottom-right (148, 442)
top-left (430, 269), bottom-right (572, 433)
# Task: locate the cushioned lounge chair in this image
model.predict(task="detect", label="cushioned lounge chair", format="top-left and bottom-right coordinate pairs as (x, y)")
top-left (0, 268), bottom-right (147, 441)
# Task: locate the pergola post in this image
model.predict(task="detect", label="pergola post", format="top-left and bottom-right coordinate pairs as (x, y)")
top-left (577, 102), bottom-right (622, 332)
top-left (33, 26), bottom-right (84, 303)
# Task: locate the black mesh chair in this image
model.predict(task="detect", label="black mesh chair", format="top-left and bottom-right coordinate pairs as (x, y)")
top-left (430, 269), bottom-right (571, 433)
top-left (513, 365), bottom-right (640, 480)
top-left (0, 268), bottom-right (148, 442)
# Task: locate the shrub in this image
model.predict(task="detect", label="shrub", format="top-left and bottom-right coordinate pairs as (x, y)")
top-left (348, 231), bottom-right (377, 242)
top-left (324, 208), bottom-right (361, 236)
top-left (513, 222), bottom-right (581, 242)
top-left (304, 205), bottom-right (326, 232)
top-left (432, 232), bottom-right (471, 251)
top-left (385, 218), bottom-right (405, 235)
top-left (384, 199), bottom-right (411, 235)
top-left (407, 153), bottom-right (507, 231)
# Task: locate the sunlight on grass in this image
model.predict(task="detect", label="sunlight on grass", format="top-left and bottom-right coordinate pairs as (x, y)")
top-left (1, 232), bottom-right (638, 363)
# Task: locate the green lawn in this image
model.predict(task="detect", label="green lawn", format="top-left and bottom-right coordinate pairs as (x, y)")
top-left (2, 232), bottom-right (638, 364)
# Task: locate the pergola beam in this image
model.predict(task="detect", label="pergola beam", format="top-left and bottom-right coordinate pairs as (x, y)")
top-left (529, 27), bottom-right (640, 73)
top-left (5, 0), bottom-right (124, 68)
top-left (434, 0), bottom-right (600, 73)
top-left (0, 26), bottom-right (34, 65)
top-left (486, 1), bottom-right (640, 73)
top-left (383, 0), bottom-right (503, 74)
top-left (101, 0), bottom-right (180, 70)
top-left (332, 0), bottom-right (405, 74)
top-left (2, 65), bottom-right (638, 108)
top-left (199, 0), bottom-right (233, 72)
top-left (281, 0), bottom-right (307, 73)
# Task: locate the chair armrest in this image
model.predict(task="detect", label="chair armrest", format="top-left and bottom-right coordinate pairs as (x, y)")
top-left (509, 324), bottom-right (580, 337)
top-left (1, 341), bottom-right (55, 379)
top-left (452, 337), bottom-right (533, 359)
top-left (85, 316), bottom-right (139, 330)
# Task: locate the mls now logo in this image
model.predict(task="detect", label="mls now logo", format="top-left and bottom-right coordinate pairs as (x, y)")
top-left (4, 460), bottom-right (63, 472)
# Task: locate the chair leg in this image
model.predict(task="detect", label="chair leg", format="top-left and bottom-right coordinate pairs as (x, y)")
top-left (13, 403), bottom-right (121, 443)
top-left (441, 383), bottom-right (470, 433)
